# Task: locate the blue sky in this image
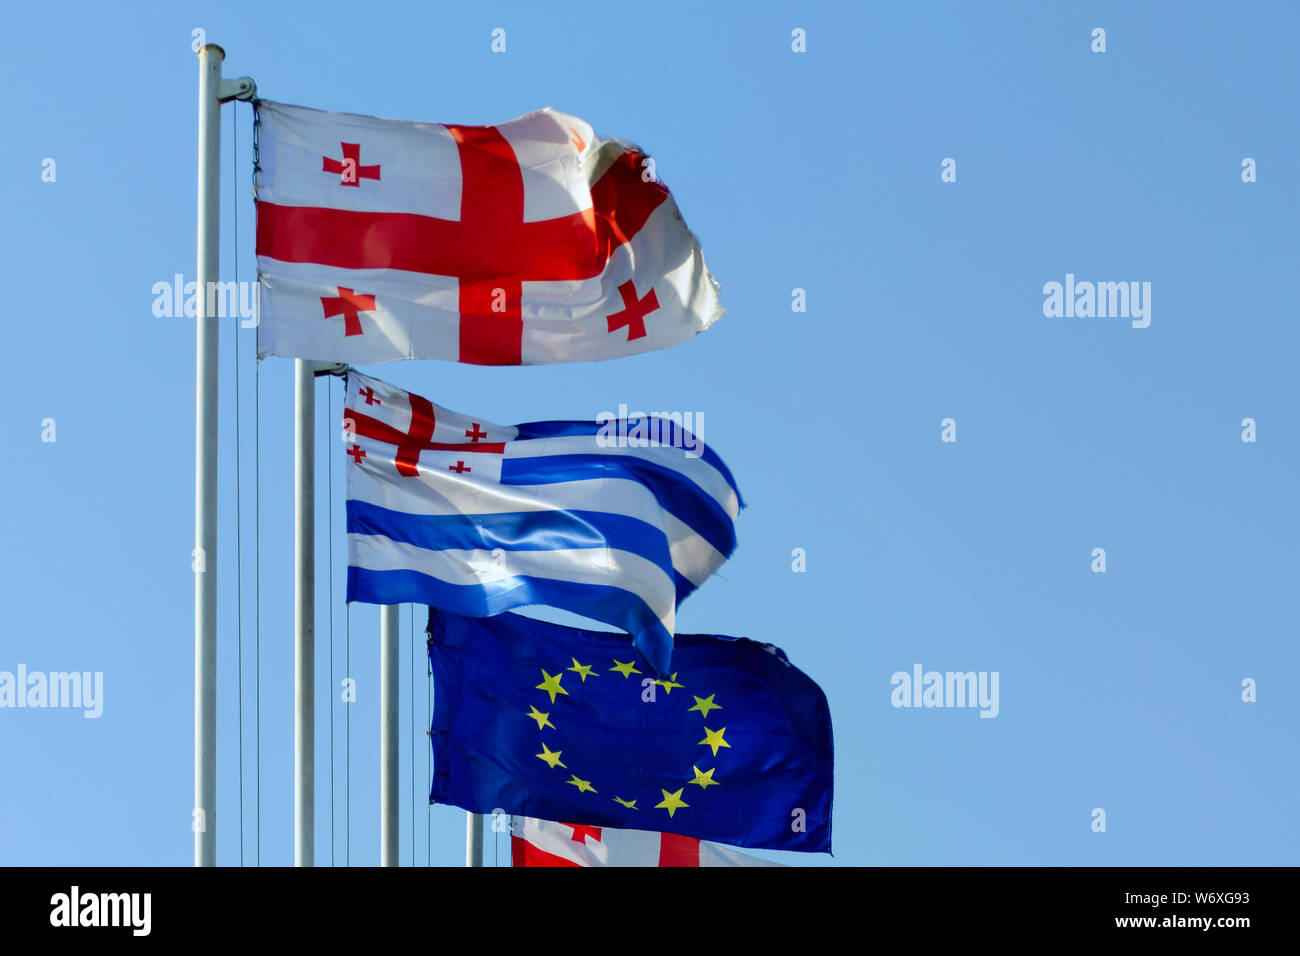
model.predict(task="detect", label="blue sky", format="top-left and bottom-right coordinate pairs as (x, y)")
top-left (2, 0), bottom-right (1297, 866)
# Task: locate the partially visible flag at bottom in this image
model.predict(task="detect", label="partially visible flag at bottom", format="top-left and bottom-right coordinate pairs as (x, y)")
top-left (511, 816), bottom-right (782, 867)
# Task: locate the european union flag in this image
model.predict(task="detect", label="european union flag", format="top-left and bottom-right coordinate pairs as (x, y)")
top-left (428, 609), bottom-right (833, 853)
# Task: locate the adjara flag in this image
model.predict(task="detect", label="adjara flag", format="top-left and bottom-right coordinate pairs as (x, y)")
top-left (254, 100), bottom-right (721, 365)
top-left (511, 816), bottom-right (782, 867)
top-left (344, 372), bottom-right (741, 676)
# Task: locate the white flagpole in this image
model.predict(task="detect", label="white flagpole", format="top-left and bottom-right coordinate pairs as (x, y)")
top-left (466, 812), bottom-right (484, 867)
top-left (193, 43), bottom-right (253, 868)
top-left (381, 604), bottom-right (400, 865)
top-left (294, 359), bottom-right (316, 866)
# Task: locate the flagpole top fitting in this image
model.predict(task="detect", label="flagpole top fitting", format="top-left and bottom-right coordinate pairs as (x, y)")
top-left (313, 362), bottom-right (349, 378)
top-left (198, 43), bottom-right (225, 60)
top-left (218, 76), bottom-right (257, 103)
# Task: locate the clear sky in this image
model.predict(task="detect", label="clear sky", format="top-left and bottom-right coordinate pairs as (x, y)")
top-left (2, 0), bottom-right (1296, 866)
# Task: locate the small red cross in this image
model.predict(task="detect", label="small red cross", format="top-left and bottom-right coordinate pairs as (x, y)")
top-left (449, 460), bottom-right (471, 474)
top-left (606, 280), bottom-right (658, 341)
top-left (346, 444), bottom-right (366, 464)
top-left (358, 386), bottom-right (381, 406)
top-left (465, 423), bottom-right (487, 442)
top-left (321, 287), bottom-right (377, 337)
top-left (566, 823), bottom-right (603, 845)
top-left (322, 142), bottom-right (381, 187)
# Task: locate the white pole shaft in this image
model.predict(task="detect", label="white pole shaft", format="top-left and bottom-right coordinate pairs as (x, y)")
top-left (294, 360), bottom-right (315, 866)
top-left (193, 43), bottom-right (224, 868)
top-left (466, 812), bottom-right (484, 867)
top-left (380, 605), bottom-right (400, 866)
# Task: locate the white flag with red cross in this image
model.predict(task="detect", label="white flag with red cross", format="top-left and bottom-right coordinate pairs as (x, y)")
top-left (254, 100), bottom-right (722, 366)
top-left (510, 816), bottom-right (782, 868)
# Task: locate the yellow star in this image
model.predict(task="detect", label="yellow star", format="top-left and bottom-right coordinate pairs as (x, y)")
top-left (535, 743), bottom-right (566, 769)
top-left (566, 657), bottom-right (598, 682)
top-left (655, 788), bottom-right (689, 818)
top-left (535, 669), bottom-right (568, 703)
top-left (688, 694), bottom-right (721, 718)
top-left (698, 726), bottom-right (731, 757)
top-left (689, 765), bottom-right (721, 789)
top-left (612, 796), bottom-right (638, 809)
top-left (610, 659), bottom-right (642, 678)
top-left (525, 706), bottom-right (554, 731)
top-left (654, 672), bottom-right (684, 695)
top-left (566, 774), bottom-right (597, 794)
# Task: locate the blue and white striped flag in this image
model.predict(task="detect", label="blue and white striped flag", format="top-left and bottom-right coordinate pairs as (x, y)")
top-left (343, 371), bottom-right (741, 674)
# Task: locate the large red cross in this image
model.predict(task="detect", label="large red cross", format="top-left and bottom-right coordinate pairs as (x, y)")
top-left (348, 396), bottom-right (504, 478)
top-left (259, 126), bottom-right (671, 365)
top-left (657, 832), bottom-right (702, 867)
top-left (606, 280), bottom-right (658, 341)
top-left (322, 142), bottom-right (381, 186)
top-left (321, 287), bottom-right (377, 337)
top-left (565, 823), bottom-right (603, 845)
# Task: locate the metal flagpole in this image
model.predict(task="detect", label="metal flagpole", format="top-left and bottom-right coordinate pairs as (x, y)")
top-left (194, 43), bottom-right (253, 868)
top-left (381, 605), bottom-right (400, 865)
top-left (294, 359), bottom-right (316, 866)
top-left (466, 812), bottom-right (484, 867)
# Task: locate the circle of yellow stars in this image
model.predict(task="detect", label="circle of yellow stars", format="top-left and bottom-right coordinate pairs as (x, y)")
top-left (527, 655), bottom-right (730, 820)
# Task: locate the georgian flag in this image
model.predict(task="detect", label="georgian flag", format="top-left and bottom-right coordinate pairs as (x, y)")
top-left (344, 372), bottom-right (741, 675)
top-left (511, 817), bottom-right (782, 867)
top-left (254, 100), bottom-right (722, 365)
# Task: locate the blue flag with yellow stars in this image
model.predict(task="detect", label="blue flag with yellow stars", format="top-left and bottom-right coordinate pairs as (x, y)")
top-left (427, 608), bottom-right (833, 853)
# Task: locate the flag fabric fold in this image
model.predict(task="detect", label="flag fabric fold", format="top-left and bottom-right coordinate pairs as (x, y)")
top-left (254, 100), bottom-right (722, 365)
top-left (510, 816), bottom-right (784, 867)
top-left (344, 371), bottom-right (741, 675)
top-left (427, 608), bottom-right (833, 853)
